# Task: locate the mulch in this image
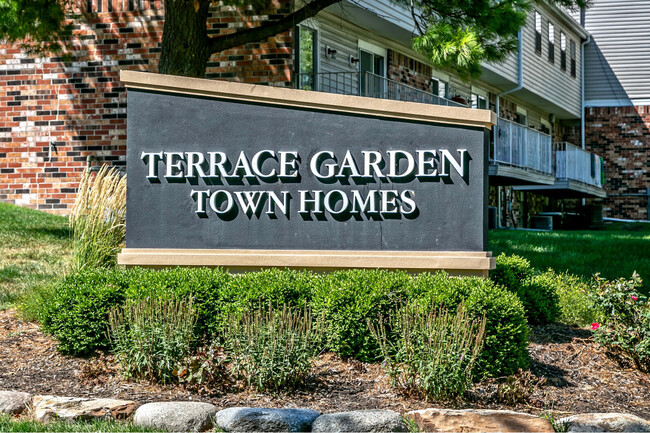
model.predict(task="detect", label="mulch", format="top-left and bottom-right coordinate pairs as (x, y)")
top-left (1, 309), bottom-right (649, 418)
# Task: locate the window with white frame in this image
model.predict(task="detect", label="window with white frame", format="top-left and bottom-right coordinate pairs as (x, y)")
top-left (560, 32), bottom-right (566, 71)
top-left (548, 22), bottom-right (555, 64)
top-left (570, 39), bottom-right (576, 78)
top-left (516, 107), bottom-right (528, 126)
top-left (534, 11), bottom-right (542, 54)
top-left (431, 73), bottom-right (450, 100)
top-left (471, 87), bottom-right (488, 110)
top-left (296, 25), bottom-right (318, 90)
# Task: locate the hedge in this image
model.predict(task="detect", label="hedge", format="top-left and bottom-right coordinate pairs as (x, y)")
top-left (32, 267), bottom-right (529, 378)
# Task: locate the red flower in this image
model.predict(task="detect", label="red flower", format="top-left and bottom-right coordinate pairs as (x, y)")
top-left (632, 295), bottom-right (638, 301)
top-left (591, 323), bottom-right (600, 330)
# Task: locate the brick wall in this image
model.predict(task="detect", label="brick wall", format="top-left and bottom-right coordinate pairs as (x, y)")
top-left (0, 0), bottom-right (292, 213)
top-left (386, 50), bottom-right (434, 93)
top-left (585, 105), bottom-right (650, 220)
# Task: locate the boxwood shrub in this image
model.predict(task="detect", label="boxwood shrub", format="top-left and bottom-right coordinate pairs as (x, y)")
top-left (491, 253), bottom-right (560, 325)
top-left (33, 267), bottom-right (529, 378)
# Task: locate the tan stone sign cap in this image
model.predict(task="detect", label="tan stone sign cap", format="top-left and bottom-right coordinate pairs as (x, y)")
top-left (120, 70), bottom-right (497, 130)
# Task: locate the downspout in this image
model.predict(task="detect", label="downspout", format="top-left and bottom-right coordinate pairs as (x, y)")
top-left (494, 27), bottom-right (523, 228)
top-left (581, 34), bottom-right (591, 149)
top-left (495, 28), bottom-right (524, 129)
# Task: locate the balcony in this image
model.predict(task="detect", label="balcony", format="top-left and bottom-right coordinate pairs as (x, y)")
top-left (297, 71), bottom-right (464, 107)
top-left (295, 71), bottom-right (605, 197)
top-left (490, 117), bottom-right (555, 185)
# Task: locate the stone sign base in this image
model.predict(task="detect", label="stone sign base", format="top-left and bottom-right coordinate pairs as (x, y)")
top-left (117, 249), bottom-right (495, 277)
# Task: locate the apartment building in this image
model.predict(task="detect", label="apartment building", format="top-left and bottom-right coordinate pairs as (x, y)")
top-left (0, 0), bottom-right (608, 225)
top-left (577, 0), bottom-right (650, 221)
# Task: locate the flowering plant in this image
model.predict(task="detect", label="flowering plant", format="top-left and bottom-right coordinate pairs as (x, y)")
top-left (588, 272), bottom-right (649, 372)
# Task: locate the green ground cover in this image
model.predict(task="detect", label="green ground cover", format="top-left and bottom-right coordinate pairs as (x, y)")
top-left (0, 203), bottom-right (72, 309)
top-left (0, 414), bottom-right (162, 432)
top-left (489, 224), bottom-right (650, 293)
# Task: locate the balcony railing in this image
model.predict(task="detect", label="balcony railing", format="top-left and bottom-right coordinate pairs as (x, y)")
top-left (554, 142), bottom-right (603, 187)
top-left (494, 117), bottom-right (553, 175)
top-left (296, 71), bottom-right (464, 107)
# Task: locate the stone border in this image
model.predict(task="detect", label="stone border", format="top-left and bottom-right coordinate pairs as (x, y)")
top-left (117, 249), bottom-right (496, 276)
top-left (120, 71), bottom-right (497, 130)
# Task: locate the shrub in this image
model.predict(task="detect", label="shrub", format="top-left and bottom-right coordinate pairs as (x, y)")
top-left (491, 254), bottom-right (560, 325)
top-left (491, 253), bottom-right (533, 291)
top-left (69, 166), bottom-right (126, 271)
top-left (222, 305), bottom-right (321, 391)
top-left (370, 302), bottom-right (486, 401)
top-left (589, 273), bottom-right (650, 371)
top-left (543, 270), bottom-right (601, 327)
top-left (39, 269), bottom-right (128, 355)
top-left (108, 296), bottom-right (198, 383)
top-left (311, 269), bottom-right (410, 361)
top-left (35, 267), bottom-right (530, 379)
top-left (524, 272), bottom-right (561, 325)
top-left (408, 272), bottom-right (530, 378)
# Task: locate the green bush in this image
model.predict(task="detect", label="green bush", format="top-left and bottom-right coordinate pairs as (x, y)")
top-left (589, 273), bottom-right (650, 372)
top-left (33, 267), bottom-right (529, 379)
top-left (39, 269), bottom-right (128, 355)
top-left (491, 253), bottom-right (533, 291)
top-left (408, 272), bottom-right (530, 378)
top-left (370, 302), bottom-right (486, 401)
top-left (223, 305), bottom-right (321, 391)
top-left (491, 254), bottom-right (560, 325)
top-left (108, 296), bottom-right (198, 383)
top-left (311, 269), bottom-right (410, 361)
top-left (541, 270), bottom-right (601, 327)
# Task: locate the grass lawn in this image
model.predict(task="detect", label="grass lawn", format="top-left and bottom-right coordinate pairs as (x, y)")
top-left (489, 224), bottom-right (650, 292)
top-left (0, 203), bottom-right (72, 309)
top-left (0, 415), bottom-right (161, 432)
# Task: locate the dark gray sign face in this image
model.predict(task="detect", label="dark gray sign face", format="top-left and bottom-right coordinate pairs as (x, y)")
top-left (126, 89), bottom-right (489, 251)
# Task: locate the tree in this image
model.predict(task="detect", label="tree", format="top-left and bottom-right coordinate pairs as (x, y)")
top-left (0, 0), bottom-right (588, 79)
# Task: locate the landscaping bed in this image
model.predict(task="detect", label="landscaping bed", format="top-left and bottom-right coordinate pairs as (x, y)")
top-left (1, 308), bottom-right (649, 419)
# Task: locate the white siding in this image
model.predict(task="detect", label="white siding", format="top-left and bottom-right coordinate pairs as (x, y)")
top-left (519, 4), bottom-right (583, 117)
top-left (582, 0), bottom-right (650, 105)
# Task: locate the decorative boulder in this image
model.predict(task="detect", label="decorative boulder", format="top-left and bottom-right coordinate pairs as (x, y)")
top-left (312, 410), bottom-right (408, 432)
top-left (0, 391), bottom-right (32, 415)
top-left (405, 408), bottom-right (554, 433)
top-left (557, 413), bottom-right (650, 432)
top-left (132, 401), bottom-right (217, 432)
top-left (31, 395), bottom-right (137, 422)
top-left (216, 407), bottom-right (321, 432)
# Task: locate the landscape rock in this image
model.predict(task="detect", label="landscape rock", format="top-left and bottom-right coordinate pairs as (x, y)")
top-left (557, 413), bottom-right (650, 432)
top-left (31, 395), bottom-right (137, 422)
top-left (0, 391), bottom-right (32, 414)
top-left (132, 401), bottom-right (217, 432)
top-left (216, 407), bottom-right (320, 432)
top-left (312, 409), bottom-right (408, 432)
top-left (405, 408), bottom-right (554, 432)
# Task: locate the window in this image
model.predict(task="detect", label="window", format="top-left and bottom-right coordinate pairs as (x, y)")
top-left (570, 40), bottom-right (576, 78)
top-left (358, 40), bottom-right (386, 97)
top-left (540, 118), bottom-right (552, 135)
top-left (516, 107), bottom-right (527, 126)
top-left (431, 77), bottom-right (449, 99)
top-left (534, 11), bottom-right (542, 54)
top-left (548, 22), bottom-right (555, 64)
top-left (296, 26), bottom-right (317, 90)
top-left (471, 87), bottom-right (488, 110)
top-left (560, 32), bottom-right (566, 71)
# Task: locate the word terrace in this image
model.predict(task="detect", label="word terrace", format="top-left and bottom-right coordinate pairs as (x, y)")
top-left (140, 148), bottom-right (469, 218)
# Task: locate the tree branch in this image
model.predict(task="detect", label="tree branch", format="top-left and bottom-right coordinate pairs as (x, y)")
top-left (208, 0), bottom-right (341, 55)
